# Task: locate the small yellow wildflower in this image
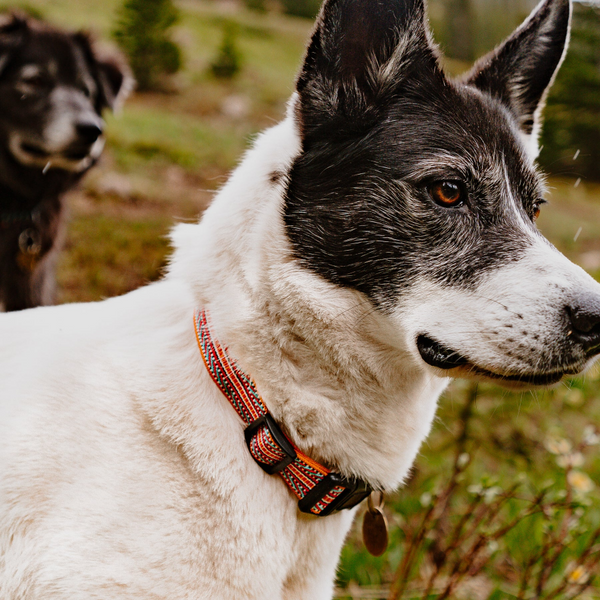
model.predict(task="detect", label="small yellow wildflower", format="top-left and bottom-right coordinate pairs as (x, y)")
top-left (567, 470), bottom-right (594, 494)
top-left (566, 564), bottom-right (588, 584)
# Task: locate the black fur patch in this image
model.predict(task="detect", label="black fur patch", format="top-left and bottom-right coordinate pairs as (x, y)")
top-left (284, 0), bottom-right (567, 309)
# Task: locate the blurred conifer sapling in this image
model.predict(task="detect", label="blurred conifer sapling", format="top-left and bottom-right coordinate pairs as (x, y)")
top-left (210, 23), bottom-right (241, 80)
top-left (113, 0), bottom-right (182, 91)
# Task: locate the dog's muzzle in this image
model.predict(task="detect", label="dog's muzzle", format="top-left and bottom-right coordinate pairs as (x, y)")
top-left (417, 294), bottom-right (600, 386)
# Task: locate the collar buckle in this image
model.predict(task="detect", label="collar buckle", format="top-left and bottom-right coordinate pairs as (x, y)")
top-left (244, 413), bottom-right (297, 474)
top-left (298, 473), bottom-right (372, 517)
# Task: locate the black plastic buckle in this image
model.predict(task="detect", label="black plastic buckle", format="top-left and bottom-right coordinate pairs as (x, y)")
top-left (244, 413), bottom-right (297, 475)
top-left (298, 472), bottom-right (372, 517)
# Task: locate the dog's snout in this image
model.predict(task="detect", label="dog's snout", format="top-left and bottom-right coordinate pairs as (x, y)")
top-left (566, 294), bottom-right (600, 353)
top-left (76, 122), bottom-right (103, 145)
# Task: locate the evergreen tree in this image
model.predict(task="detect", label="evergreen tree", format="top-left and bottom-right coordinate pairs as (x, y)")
top-left (540, 3), bottom-right (600, 181)
top-left (210, 23), bottom-right (241, 80)
top-left (113, 0), bottom-right (182, 91)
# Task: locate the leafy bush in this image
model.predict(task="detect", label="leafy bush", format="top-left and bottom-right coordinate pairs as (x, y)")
top-left (113, 0), bottom-right (182, 91)
top-left (337, 381), bottom-right (600, 598)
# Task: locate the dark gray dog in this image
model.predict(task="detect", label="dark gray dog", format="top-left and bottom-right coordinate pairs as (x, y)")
top-left (0, 14), bottom-right (132, 311)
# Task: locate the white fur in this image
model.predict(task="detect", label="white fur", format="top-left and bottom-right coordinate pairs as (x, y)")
top-left (398, 243), bottom-right (600, 379)
top-left (9, 131), bottom-right (104, 172)
top-left (0, 110), bottom-right (447, 599)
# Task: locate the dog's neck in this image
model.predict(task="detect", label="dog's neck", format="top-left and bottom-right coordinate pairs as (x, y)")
top-left (0, 178), bottom-right (48, 213)
top-left (169, 110), bottom-right (448, 490)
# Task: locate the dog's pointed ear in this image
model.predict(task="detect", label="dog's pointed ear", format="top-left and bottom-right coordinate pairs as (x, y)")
top-left (73, 31), bottom-right (135, 113)
top-left (295, 0), bottom-right (440, 142)
top-left (464, 0), bottom-right (571, 154)
top-left (0, 13), bottom-right (28, 77)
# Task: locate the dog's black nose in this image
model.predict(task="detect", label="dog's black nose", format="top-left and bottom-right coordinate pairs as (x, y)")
top-left (76, 122), bottom-right (103, 144)
top-left (566, 293), bottom-right (600, 354)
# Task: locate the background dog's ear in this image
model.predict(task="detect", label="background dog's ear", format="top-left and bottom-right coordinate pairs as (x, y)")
top-left (73, 31), bottom-right (135, 113)
top-left (95, 55), bottom-right (135, 112)
top-left (295, 0), bottom-right (441, 142)
top-left (464, 0), bottom-right (571, 156)
top-left (0, 13), bottom-right (28, 77)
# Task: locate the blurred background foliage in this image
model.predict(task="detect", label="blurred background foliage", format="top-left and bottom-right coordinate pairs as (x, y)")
top-left (542, 2), bottom-right (600, 181)
top-left (427, 0), bottom-right (600, 182)
top-left (1, 0), bottom-right (600, 597)
top-left (113, 0), bottom-right (183, 91)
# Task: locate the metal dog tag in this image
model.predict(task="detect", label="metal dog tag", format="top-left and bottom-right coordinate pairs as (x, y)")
top-left (17, 228), bottom-right (43, 272)
top-left (362, 491), bottom-right (388, 557)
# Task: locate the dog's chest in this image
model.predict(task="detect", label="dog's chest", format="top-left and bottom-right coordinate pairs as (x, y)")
top-left (0, 283), bottom-right (354, 599)
top-left (0, 413), bottom-right (352, 600)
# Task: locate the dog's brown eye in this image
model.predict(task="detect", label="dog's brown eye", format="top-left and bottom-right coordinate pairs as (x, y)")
top-left (429, 181), bottom-right (465, 207)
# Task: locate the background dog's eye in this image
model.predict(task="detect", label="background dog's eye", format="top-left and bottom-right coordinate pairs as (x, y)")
top-left (429, 181), bottom-right (465, 208)
top-left (23, 75), bottom-right (46, 88)
top-left (18, 74), bottom-right (49, 96)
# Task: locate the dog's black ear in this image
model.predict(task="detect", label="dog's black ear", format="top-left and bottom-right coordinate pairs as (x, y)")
top-left (0, 14), bottom-right (28, 77)
top-left (95, 55), bottom-right (134, 112)
top-left (464, 0), bottom-right (571, 151)
top-left (296, 0), bottom-right (441, 142)
top-left (73, 31), bottom-right (134, 113)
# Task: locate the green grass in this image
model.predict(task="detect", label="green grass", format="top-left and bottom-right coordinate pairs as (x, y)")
top-left (57, 211), bottom-right (172, 303)
top-left (337, 376), bottom-right (600, 597)
top-left (105, 105), bottom-right (246, 172)
top-left (0, 0), bottom-right (121, 31)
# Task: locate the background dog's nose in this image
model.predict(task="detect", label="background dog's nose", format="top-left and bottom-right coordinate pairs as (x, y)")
top-left (566, 293), bottom-right (600, 353)
top-left (76, 122), bottom-right (103, 144)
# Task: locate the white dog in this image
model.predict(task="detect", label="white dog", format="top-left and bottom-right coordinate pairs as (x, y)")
top-left (2, 0), bottom-right (600, 597)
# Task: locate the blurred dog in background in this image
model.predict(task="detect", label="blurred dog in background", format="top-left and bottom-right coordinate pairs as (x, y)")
top-left (0, 13), bottom-right (132, 311)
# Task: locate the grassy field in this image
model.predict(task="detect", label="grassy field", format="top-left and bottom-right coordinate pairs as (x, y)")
top-left (3, 0), bottom-right (600, 597)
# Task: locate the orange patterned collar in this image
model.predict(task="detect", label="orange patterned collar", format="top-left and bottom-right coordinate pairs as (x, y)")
top-left (194, 309), bottom-right (372, 517)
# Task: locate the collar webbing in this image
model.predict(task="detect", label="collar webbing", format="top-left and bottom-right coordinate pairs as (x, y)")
top-left (194, 309), bottom-right (372, 516)
top-left (0, 209), bottom-right (37, 228)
